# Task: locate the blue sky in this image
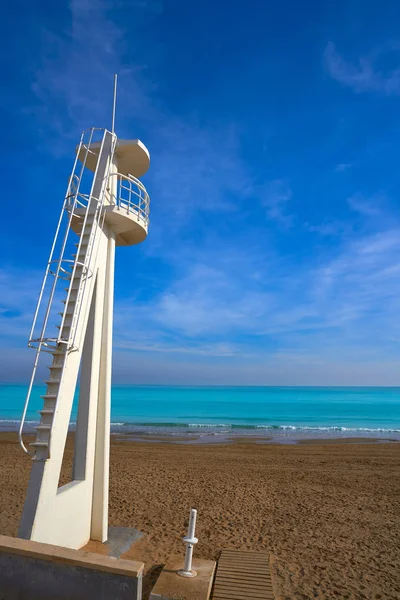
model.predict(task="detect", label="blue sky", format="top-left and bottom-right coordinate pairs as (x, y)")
top-left (2, 0), bottom-right (400, 385)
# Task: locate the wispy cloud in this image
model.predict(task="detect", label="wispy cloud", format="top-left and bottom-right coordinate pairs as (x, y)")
top-left (304, 221), bottom-right (347, 237)
top-left (29, 0), bottom-right (157, 148)
top-left (114, 216), bottom-right (400, 363)
top-left (6, 2), bottom-right (400, 385)
top-left (347, 192), bottom-right (385, 217)
top-left (260, 179), bottom-right (293, 227)
top-left (28, 0), bottom-right (258, 249)
top-left (335, 162), bottom-right (353, 172)
top-left (0, 269), bottom-right (42, 340)
top-left (3, 214), bottom-right (400, 383)
top-left (324, 41), bottom-right (400, 96)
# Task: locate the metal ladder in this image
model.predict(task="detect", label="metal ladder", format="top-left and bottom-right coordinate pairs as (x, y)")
top-left (19, 128), bottom-right (117, 459)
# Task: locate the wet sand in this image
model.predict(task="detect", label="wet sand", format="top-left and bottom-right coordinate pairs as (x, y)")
top-left (0, 433), bottom-right (399, 599)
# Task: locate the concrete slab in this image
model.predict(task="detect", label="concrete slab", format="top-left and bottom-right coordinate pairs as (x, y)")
top-left (150, 555), bottom-right (215, 600)
top-left (0, 534), bottom-right (144, 600)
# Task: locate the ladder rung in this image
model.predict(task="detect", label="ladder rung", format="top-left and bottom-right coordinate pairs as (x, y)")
top-left (30, 441), bottom-right (49, 448)
top-left (40, 394), bottom-right (57, 400)
top-left (45, 379), bottom-right (60, 385)
top-left (39, 409), bottom-right (54, 415)
top-left (36, 425), bottom-right (51, 431)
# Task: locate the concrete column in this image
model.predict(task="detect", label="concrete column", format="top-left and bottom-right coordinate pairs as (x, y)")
top-left (91, 226), bottom-right (115, 542)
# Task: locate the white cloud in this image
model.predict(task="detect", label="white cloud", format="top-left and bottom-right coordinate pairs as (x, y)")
top-left (305, 221), bottom-right (347, 236)
top-left (0, 269), bottom-right (42, 340)
top-left (335, 163), bottom-right (353, 172)
top-left (6, 5), bottom-right (400, 385)
top-left (324, 41), bottom-right (400, 96)
top-left (347, 193), bottom-right (385, 217)
top-left (3, 215), bottom-right (400, 384)
top-left (260, 179), bottom-right (293, 226)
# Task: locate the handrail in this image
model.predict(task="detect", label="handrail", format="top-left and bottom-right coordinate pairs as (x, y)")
top-left (67, 131), bottom-right (117, 350)
top-left (19, 127), bottom-right (117, 456)
top-left (109, 172), bottom-right (150, 226)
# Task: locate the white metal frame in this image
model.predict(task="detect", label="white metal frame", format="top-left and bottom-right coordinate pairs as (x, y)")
top-left (111, 172), bottom-right (150, 226)
top-left (18, 128), bottom-right (117, 456)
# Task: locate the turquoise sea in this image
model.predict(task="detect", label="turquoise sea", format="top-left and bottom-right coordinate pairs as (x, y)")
top-left (1, 384), bottom-right (400, 442)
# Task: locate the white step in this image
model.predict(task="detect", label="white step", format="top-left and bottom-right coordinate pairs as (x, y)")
top-left (30, 441), bottom-right (49, 448)
top-left (39, 409), bottom-right (54, 415)
top-left (45, 379), bottom-right (60, 385)
top-left (41, 394), bottom-right (57, 400)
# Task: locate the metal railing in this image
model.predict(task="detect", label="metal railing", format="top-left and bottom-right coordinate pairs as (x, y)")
top-left (19, 127), bottom-right (117, 456)
top-left (111, 172), bottom-right (150, 227)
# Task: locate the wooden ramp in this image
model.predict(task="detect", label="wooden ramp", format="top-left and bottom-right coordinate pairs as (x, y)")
top-left (211, 549), bottom-right (274, 600)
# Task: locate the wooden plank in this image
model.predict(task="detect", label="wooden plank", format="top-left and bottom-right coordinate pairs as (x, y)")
top-left (217, 563), bottom-right (269, 572)
top-left (211, 549), bottom-right (274, 600)
top-left (214, 585), bottom-right (272, 597)
top-left (214, 581), bottom-right (273, 591)
top-left (216, 566), bottom-right (270, 576)
top-left (218, 561), bottom-right (268, 569)
top-left (213, 573), bottom-right (272, 584)
top-left (218, 557), bottom-right (268, 565)
top-left (218, 573), bottom-right (272, 585)
top-left (217, 549), bottom-right (270, 565)
top-left (222, 548), bottom-right (268, 558)
top-left (217, 550), bottom-right (269, 560)
top-left (212, 592), bottom-right (274, 600)
top-left (212, 597), bottom-right (274, 600)
top-left (214, 575), bottom-right (272, 587)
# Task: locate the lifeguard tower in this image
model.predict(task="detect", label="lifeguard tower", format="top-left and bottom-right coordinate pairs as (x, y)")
top-left (18, 84), bottom-right (150, 549)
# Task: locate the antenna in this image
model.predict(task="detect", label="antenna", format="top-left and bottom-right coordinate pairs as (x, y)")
top-left (111, 73), bottom-right (118, 134)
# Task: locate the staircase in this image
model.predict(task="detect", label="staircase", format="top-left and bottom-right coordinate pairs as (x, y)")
top-left (19, 128), bottom-right (117, 461)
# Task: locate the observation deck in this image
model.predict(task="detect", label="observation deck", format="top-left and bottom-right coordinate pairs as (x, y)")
top-left (71, 137), bottom-right (151, 246)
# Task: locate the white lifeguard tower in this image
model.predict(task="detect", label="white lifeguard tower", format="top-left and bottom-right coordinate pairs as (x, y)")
top-left (18, 81), bottom-right (150, 549)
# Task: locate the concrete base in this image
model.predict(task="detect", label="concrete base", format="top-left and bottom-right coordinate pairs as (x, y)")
top-left (0, 534), bottom-right (143, 600)
top-left (150, 555), bottom-right (216, 600)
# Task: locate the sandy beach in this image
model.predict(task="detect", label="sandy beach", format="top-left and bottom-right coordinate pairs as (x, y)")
top-left (0, 433), bottom-right (399, 599)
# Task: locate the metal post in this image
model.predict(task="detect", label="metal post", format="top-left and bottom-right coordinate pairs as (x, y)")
top-left (111, 74), bottom-right (118, 134)
top-left (177, 509), bottom-right (198, 578)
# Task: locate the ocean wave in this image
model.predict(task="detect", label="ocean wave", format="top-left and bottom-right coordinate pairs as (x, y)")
top-left (112, 422), bottom-right (400, 433)
top-left (188, 423), bottom-right (233, 428)
top-left (255, 425), bottom-right (400, 432)
top-left (2, 419), bottom-right (400, 435)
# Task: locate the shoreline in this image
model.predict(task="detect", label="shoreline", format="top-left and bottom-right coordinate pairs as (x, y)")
top-left (111, 432), bottom-right (400, 445)
top-left (5, 420), bottom-right (400, 445)
top-left (3, 430), bottom-right (400, 446)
